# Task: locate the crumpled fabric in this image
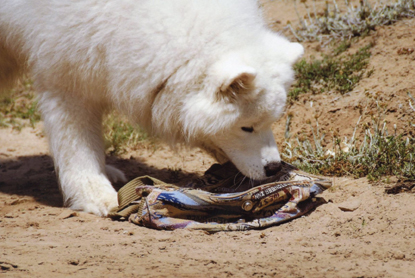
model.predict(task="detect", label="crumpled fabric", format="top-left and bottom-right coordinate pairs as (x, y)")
top-left (126, 161), bottom-right (332, 232)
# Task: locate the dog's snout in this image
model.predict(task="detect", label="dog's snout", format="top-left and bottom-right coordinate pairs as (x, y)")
top-left (264, 162), bottom-right (282, 177)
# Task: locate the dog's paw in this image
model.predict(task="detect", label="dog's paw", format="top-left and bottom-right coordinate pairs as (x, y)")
top-left (84, 191), bottom-right (118, 217)
top-left (69, 189), bottom-right (118, 217)
top-left (105, 165), bottom-right (127, 184)
top-left (63, 174), bottom-right (119, 217)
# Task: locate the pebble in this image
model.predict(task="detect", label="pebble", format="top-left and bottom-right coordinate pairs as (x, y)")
top-left (58, 210), bottom-right (79, 219)
top-left (338, 198), bottom-right (361, 212)
top-left (68, 259), bottom-right (80, 266)
top-left (392, 251), bottom-right (405, 260)
top-left (0, 264), bottom-right (11, 270)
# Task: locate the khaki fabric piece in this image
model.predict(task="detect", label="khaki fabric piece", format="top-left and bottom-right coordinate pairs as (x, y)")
top-left (109, 176), bottom-right (168, 219)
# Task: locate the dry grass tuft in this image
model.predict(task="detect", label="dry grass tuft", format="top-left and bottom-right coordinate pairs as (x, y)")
top-left (286, 0), bottom-right (415, 42)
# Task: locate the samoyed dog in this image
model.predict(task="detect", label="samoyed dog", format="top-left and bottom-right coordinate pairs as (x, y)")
top-left (0, 0), bottom-right (303, 216)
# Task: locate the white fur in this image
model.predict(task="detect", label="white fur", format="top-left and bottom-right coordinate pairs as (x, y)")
top-left (0, 0), bottom-right (303, 216)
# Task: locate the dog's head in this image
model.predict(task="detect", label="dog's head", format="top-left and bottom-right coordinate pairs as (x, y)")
top-left (179, 33), bottom-right (303, 180)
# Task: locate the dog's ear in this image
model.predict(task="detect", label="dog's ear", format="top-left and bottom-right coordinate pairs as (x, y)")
top-left (264, 32), bottom-right (304, 65)
top-left (219, 66), bottom-right (256, 93)
top-left (211, 54), bottom-right (257, 101)
top-left (286, 42), bottom-right (304, 65)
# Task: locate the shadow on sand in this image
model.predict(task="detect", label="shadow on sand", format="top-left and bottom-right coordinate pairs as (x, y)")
top-left (0, 154), bottom-right (201, 208)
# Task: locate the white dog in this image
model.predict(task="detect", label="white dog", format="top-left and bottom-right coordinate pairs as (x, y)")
top-left (0, 0), bottom-right (303, 216)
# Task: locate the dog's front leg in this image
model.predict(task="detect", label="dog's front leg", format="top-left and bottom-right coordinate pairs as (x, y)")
top-left (38, 92), bottom-right (118, 216)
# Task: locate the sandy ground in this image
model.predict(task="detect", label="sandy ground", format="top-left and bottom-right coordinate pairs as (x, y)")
top-left (1, 1), bottom-right (415, 277)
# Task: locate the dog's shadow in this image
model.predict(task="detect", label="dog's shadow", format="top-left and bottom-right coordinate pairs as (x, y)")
top-left (0, 155), bottom-right (200, 208)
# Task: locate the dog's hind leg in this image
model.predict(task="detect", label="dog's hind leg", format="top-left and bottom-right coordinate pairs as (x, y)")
top-left (38, 92), bottom-right (118, 216)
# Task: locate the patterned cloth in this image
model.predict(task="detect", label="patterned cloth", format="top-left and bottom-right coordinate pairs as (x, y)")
top-left (119, 162), bottom-right (332, 232)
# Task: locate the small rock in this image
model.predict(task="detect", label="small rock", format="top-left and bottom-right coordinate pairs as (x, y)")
top-left (0, 262), bottom-right (18, 270)
top-left (26, 222), bottom-right (40, 228)
top-left (397, 47), bottom-right (414, 55)
top-left (338, 198), bottom-right (361, 212)
top-left (68, 259), bottom-right (80, 266)
top-left (0, 264), bottom-right (11, 270)
top-left (328, 107), bottom-right (341, 113)
top-left (58, 210), bottom-right (78, 219)
top-left (10, 199), bottom-right (29, 205)
top-left (392, 251), bottom-right (405, 260)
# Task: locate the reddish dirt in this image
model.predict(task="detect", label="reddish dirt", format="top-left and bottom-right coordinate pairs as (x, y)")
top-left (1, 1), bottom-right (415, 277)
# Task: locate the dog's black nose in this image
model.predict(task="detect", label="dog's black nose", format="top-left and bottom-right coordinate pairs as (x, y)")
top-left (264, 162), bottom-right (282, 177)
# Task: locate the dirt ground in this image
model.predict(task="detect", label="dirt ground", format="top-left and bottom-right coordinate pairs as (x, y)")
top-left (1, 1), bottom-right (415, 277)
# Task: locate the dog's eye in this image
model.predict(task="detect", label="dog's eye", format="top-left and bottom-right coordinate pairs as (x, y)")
top-left (241, 126), bottom-right (254, 133)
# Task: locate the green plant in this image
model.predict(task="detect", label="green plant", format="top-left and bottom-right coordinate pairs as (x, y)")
top-left (283, 99), bottom-right (415, 180)
top-left (408, 92), bottom-right (415, 128)
top-left (289, 43), bottom-right (372, 101)
top-left (332, 39), bottom-right (352, 56)
top-left (103, 113), bottom-right (148, 155)
top-left (0, 78), bottom-right (41, 130)
top-left (1, 76), bottom-right (147, 154)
